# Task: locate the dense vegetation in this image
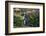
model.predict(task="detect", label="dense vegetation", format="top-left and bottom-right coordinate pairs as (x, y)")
top-left (14, 16), bottom-right (24, 28)
top-left (29, 12), bottom-right (39, 27)
top-left (13, 8), bottom-right (39, 28)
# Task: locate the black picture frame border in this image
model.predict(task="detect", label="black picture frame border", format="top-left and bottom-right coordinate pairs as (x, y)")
top-left (5, 1), bottom-right (45, 35)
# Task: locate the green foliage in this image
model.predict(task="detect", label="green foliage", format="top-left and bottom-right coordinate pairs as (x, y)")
top-left (29, 12), bottom-right (39, 27)
top-left (14, 16), bottom-right (24, 28)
